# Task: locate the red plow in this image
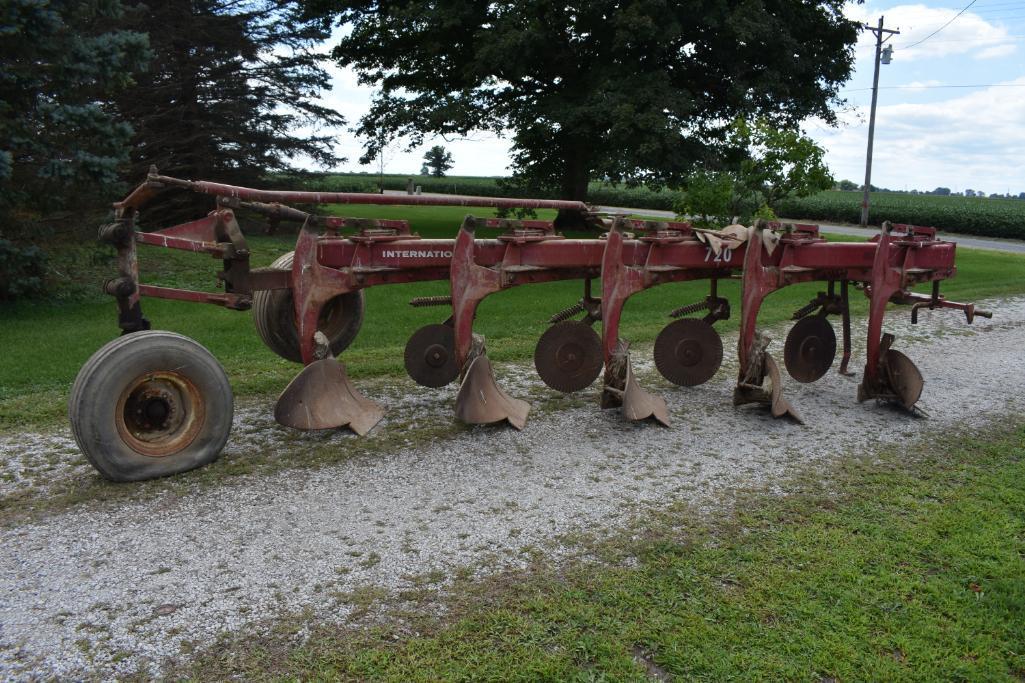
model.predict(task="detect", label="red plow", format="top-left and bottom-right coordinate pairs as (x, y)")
top-left (71, 171), bottom-right (990, 481)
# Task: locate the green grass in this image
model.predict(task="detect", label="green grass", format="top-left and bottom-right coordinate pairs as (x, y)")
top-left (3, 205), bottom-right (1025, 432)
top-left (178, 423), bottom-right (1025, 681)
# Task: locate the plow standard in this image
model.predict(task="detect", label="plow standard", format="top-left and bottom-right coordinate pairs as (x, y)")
top-left (70, 171), bottom-right (991, 481)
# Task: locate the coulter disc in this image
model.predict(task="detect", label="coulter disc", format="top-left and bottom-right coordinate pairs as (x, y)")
top-left (533, 321), bottom-right (603, 393)
top-left (653, 318), bottom-right (723, 386)
top-left (884, 349), bottom-right (924, 410)
top-left (783, 316), bottom-right (837, 383)
top-left (404, 323), bottom-right (458, 388)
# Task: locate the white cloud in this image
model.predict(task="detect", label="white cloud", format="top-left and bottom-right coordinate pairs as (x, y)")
top-left (901, 79), bottom-right (944, 90)
top-left (807, 78), bottom-right (1025, 191)
top-left (846, 3), bottom-right (1017, 62)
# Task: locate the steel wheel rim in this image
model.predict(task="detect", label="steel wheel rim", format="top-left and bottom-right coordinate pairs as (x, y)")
top-left (116, 371), bottom-right (206, 457)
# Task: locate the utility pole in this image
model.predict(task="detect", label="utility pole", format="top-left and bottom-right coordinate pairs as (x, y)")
top-left (860, 16), bottom-right (900, 227)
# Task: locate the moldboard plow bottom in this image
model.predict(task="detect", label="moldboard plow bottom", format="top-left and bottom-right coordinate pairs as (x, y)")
top-left (70, 171), bottom-right (990, 481)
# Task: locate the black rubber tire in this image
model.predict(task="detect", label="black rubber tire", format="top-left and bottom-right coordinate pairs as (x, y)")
top-left (252, 251), bottom-right (365, 363)
top-left (69, 331), bottom-right (234, 482)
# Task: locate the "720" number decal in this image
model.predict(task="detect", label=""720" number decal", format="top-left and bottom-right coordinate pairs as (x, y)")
top-left (704, 247), bottom-right (734, 263)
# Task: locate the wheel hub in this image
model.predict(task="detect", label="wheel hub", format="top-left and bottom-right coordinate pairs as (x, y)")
top-left (674, 338), bottom-right (703, 367)
top-left (117, 373), bottom-right (204, 457)
top-left (133, 387), bottom-right (176, 430)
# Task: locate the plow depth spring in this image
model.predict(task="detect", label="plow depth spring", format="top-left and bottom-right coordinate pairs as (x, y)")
top-left (548, 302), bottom-right (585, 324)
top-left (668, 300), bottom-right (710, 318)
top-left (409, 296), bottom-right (453, 307)
top-left (792, 300), bottom-right (821, 320)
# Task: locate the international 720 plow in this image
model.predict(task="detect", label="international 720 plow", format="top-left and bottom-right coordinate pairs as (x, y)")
top-left (69, 171), bottom-right (991, 481)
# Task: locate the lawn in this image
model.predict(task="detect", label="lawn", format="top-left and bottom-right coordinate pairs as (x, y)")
top-left (179, 422), bottom-right (1025, 680)
top-left (2, 204), bottom-right (1025, 431)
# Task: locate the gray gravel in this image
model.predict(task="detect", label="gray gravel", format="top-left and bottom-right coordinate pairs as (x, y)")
top-left (1, 297), bottom-right (1024, 679)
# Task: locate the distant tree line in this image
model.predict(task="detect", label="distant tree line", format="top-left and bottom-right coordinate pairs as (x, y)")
top-left (834, 179), bottom-right (1024, 199)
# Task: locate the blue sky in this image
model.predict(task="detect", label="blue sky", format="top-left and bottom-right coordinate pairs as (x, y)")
top-left (317, 2), bottom-right (1025, 194)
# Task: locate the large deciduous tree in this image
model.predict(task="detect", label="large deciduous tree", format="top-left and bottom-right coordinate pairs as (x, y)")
top-left (115, 0), bottom-right (346, 219)
top-left (310, 0), bottom-right (859, 212)
top-left (423, 145), bottom-right (454, 177)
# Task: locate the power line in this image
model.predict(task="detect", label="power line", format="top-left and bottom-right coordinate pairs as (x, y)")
top-left (903, 0), bottom-right (981, 48)
top-left (842, 83), bottom-right (1025, 91)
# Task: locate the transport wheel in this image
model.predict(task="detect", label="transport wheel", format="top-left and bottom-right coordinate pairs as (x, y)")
top-left (69, 331), bottom-right (234, 482)
top-left (252, 251), bottom-right (365, 363)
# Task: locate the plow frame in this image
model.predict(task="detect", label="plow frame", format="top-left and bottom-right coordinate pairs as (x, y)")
top-left (84, 170), bottom-right (994, 485)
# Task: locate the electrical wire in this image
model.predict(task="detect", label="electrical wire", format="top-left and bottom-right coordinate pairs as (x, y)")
top-left (903, 0), bottom-right (981, 48)
top-left (841, 83), bottom-right (1025, 91)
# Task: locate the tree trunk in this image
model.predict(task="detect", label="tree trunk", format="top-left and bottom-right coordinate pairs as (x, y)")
top-left (554, 145), bottom-right (592, 231)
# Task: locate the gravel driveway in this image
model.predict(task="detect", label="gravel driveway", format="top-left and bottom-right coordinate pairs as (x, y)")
top-left (1, 297), bottom-right (1024, 679)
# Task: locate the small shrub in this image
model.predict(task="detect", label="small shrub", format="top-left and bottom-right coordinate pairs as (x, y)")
top-left (0, 239), bottom-right (46, 300)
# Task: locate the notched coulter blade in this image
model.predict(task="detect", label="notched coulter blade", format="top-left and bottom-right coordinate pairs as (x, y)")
top-left (405, 323), bottom-right (459, 388)
top-left (653, 318), bottom-right (723, 387)
top-left (601, 342), bottom-right (670, 426)
top-left (534, 320), bottom-right (604, 393)
top-left (783, 315), bottom-right (837, 384)
top-left (275, 358), bottom-right (385, 436)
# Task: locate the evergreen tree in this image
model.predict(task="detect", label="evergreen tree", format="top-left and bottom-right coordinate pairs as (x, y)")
top-left (115, 0), bottom-right (345, 220)
top-left (0, 0), bottom-right (149, 219)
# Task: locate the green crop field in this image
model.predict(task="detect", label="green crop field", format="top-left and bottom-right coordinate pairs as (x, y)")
top-left (777, 190), bottom-right (1025, 240)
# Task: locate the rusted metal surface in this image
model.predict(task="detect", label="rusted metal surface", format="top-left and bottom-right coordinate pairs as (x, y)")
top-left (783, 315), bottom-right (837, 383)
top-left (147, 172), bottom-right (591, 213)
top-left (653, 318), bottom-right (724, 387)
top-left (115, 371), bottom-right (204, 457)
top-left (453, 352), bottom-right (530, 430)
top-left (533, 321), bottom-right (604, 393)
top-left (404, 323), bottom-right (458, 388)
top-left (600, 342), bottom-right (670, 426)
top-left (274, 332), bottom-right (384, 434)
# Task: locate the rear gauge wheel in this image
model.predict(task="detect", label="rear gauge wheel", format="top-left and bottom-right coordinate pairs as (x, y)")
top-left (252, 251), bottom-right (365, 363)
